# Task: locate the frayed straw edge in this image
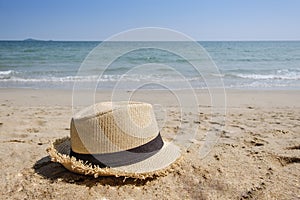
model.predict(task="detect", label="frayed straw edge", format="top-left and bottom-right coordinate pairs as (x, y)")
top-left (46, 137), bottom-right (182, 180)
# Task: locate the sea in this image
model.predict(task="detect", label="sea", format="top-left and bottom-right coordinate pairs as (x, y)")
top-left (0, 41), bottom-right (300, 90)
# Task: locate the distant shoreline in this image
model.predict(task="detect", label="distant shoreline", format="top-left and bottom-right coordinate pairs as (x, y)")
top-left (1, 40), bottom-right (300, 42)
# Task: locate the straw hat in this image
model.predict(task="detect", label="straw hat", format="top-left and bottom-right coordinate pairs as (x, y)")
top-left (47, 101), bottom-right (181, 179)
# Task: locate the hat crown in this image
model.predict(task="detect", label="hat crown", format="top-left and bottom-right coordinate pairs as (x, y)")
top-left (71, 101), bottom-right (159, 154)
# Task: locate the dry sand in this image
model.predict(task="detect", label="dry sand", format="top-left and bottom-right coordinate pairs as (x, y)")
top-left (0, 88), bottom-right (299, 199)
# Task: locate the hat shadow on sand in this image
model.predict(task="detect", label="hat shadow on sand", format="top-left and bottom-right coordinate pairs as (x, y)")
top-left (33, 156), bottom-right (158, 187)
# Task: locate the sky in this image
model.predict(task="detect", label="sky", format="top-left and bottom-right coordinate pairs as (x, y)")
top-left (0, 0), bottom-right (299, 41)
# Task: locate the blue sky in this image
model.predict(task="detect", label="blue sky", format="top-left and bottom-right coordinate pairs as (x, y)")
top-left (0, 0), bottom-right (299, 41)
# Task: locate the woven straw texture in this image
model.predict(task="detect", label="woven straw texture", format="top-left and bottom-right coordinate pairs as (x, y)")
top-left (71, 102), bottom-right (159, 154)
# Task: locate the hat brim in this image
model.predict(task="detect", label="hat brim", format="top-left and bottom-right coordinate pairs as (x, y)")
top-left (47, 137), bottom-right (181, 179)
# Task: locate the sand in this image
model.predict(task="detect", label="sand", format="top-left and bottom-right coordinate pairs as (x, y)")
top-left (0, 88), bottom-right (299, 199)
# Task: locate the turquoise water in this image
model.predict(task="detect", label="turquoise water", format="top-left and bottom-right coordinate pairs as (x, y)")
top-left (0, 41), bottom-right (299, 89)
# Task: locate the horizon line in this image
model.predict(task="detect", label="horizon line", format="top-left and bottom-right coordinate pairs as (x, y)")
top-left (1, 38), bottom-right (300, 42)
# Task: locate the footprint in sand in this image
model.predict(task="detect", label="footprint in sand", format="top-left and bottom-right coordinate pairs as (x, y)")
top-left (26, 128), bottom-right (39, 133)
top-left (286, 145), bottom-right (300, 150)
top-left (274, 145), bottom-right (300, 166)
top-left (271, 129), bottom-right (289, 135)
top-left (246, 137), bottom-right (267, 147)
top-left (276, 155), bottom-right (300, 166)
top-left (3, 139), bottom-right (25, 143)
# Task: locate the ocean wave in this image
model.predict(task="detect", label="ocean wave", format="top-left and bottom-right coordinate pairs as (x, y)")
top-left (0, 74), bottom-right (201, 83)
top-left (0, 75), bottom-right (99, 83)
top-left (233, 74), bottom-right (300, 80)
top-left (226, 69), bottom-right (300, 80)
top-left (0, 70), bottom-right (15, 79)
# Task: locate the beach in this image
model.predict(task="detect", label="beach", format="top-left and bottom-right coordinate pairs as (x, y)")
top-left (0, 88), bottom-right (299, 199)
top-left (1, 0), bottom-right (300, 199)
